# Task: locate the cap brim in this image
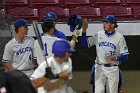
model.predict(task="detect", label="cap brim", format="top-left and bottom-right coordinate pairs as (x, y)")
top-left (26, 24), bottom-right (31, 26)
top-left (101, 19), bottom-right (110, 22)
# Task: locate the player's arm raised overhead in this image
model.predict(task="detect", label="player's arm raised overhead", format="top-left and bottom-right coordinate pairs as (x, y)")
top-left (81, 18), bottom-right (97, 48)
top-left (2, 43), bottom-right (14, 70)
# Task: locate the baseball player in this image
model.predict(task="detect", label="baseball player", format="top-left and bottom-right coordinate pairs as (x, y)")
top-left (34, 15), bottom-right (81, 65)
top-left (34, 21), bottom-right (59, 65)
top-left (2, 19), bottom-right (37, 77)
top-left (90, 64), bottom-right (125, 93)
top-left (32, 39), bottom-right (75, 93)
top-left (41, 12), bottom-right (66, 39)
top-left (81, 15), bottom-right (129, 93)
top-left (33, 20), bottom-right (78, 93)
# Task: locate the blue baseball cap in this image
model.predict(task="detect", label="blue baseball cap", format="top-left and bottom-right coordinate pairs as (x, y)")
top-left (103, 15), bottom-right (117, 23)
top-left (14, 19), bottom-right (31, 27)
top-left (45, 12), bottom-right (57, 21)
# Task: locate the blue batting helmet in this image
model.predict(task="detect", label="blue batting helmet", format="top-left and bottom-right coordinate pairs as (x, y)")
top-left (67, 14), bottom-right (83, 32)
top-left (52, 39), bottom-right (75, 58)
top-left (45, 12), bottom-right (57, 21)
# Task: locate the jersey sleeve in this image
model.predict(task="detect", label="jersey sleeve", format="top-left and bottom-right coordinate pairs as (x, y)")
top-left (62, 58), bottom-right (73, 79)
top-left (31, 61), bottom-right (46, 79)
top-left (87, 33), bottom-right (98, 47)
top-left (2, 43), bottom-right (13, 63)
top-left (119, 37), bottom-right (129, 55)
top-left (62, 58), bottom-right (72, 72)
top-left (33, 40), bottom-right (45, 65)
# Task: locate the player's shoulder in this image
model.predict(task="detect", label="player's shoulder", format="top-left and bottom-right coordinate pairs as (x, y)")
top-left (97, 30), bottom-right (105, 34)
top-left (54, 29), bottom-right (66, 39)
top-left (93, 30), bottom-right (104, 37)
top-left (5, 38), bottom-right (16, 48)
top-left (55, 29), bottom-right (65, 35)
top-left (47, 57), bottom-right (54, 63)
top-left (115, 31), bottom-right (124, 38)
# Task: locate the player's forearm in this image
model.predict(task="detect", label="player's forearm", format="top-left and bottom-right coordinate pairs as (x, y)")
top-left (70, 35), bottom-right (77, 48)
top-left (3, 62), bottom-right (14, 70)
top-left (81, 32), bottom-right (88, 48)
top-left (117, 54), bottom-right (128, 61)
top-left (32, 76), bottom-right (47, 88)
top-left (58, 70), bottom-right (71, 80)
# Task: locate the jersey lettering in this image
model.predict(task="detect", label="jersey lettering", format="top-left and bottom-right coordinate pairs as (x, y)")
top-left (98, 41), bottom-right (116, 50)
top-left (16, 47), bottom-right (32, 56)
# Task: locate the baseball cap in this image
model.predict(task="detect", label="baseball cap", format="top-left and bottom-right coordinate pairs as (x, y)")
top-left (103, 15), bottom-right (117, 23)
top-left (14, 19), bottom-right (31, 27)
top-left (68, 14), bottom-right (83, 32)
top-left (44, 12), bottom-right (57, 21)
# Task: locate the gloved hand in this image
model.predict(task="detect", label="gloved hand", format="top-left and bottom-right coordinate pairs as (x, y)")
top-left (45, 67), bottom-right (59, 80)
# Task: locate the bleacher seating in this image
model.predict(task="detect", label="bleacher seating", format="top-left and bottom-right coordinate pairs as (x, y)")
top-left (126, 0), bottom-right (140, 4)
top-left (6, 7), bottom-right (38, 20)
top-left (133, 7), bottom-right (140, 19)
top-left (4, 0), bottom-right (28, 6)
top-left (30, 0), bottom-right (60, 7)
top-left (94, 0), bottom-right (122, 7)
top-left (102, 6), bottom-right (133, 20)
top-left (63, 0), bottom-right (92, 7)
top-left (70, 6), bottom-right (101, 20)
top-left (95, 0), bottom-right (121, 4)
top-left (39, 7), bottom-right (69, 21)
top-left (3, 0), bottom-right (140, 21)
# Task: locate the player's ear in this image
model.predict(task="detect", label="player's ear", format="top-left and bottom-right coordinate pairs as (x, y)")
top-left (111, 23), bottom-right (115, 28)
top-left (15, 27), bottom-right (19, 33)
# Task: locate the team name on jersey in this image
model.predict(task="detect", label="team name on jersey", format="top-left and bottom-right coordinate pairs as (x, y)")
top-left (98, 41), bottom-right (116, 50)
top-left (16, 47), bottom-right (32, 56)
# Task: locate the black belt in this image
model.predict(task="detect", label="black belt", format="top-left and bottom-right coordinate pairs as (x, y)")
top-left (20, 68), bottom-right (34, 71)
top-left (97, 63), bottom-right (118, 67)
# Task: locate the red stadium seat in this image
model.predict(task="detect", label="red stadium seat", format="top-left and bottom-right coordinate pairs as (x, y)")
top-left (70, 6), bottom-right (101, 21)
top-left (95, 0), bottom-right (121, 4)
top-left (6, 7), bottom-right (38, 20)
top-left (102, 6), bottom-right (133, 20)
top-left (39, 7), bottom-right (69, 21)
top-left (4, 0), bottom-right (28, 6)
top-left (63, 0), bottom-right (92, 7)
top-left (30, 0), bottom-right (60, 7)
top-left (133, 7), bottom-right (140, 19)
top-left (126, 0), bottom-right (140, 4)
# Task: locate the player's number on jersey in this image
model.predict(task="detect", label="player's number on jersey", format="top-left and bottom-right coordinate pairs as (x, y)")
top-left (44, 43), bottom-right (48, 56)
top-left (109, 51), bottom-right (115, 56)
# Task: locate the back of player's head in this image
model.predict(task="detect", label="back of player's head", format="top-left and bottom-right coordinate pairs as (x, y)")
top-left (44, 12), bottom-right (57, 21)
top-left (52, 39), bottom-right (75, 58)
top-left (41, 21), bottom-right (55, 33)
top-left (103, 15), bottom-right (118, 28)
top-left (14, 19), bottom-right (30, 33)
